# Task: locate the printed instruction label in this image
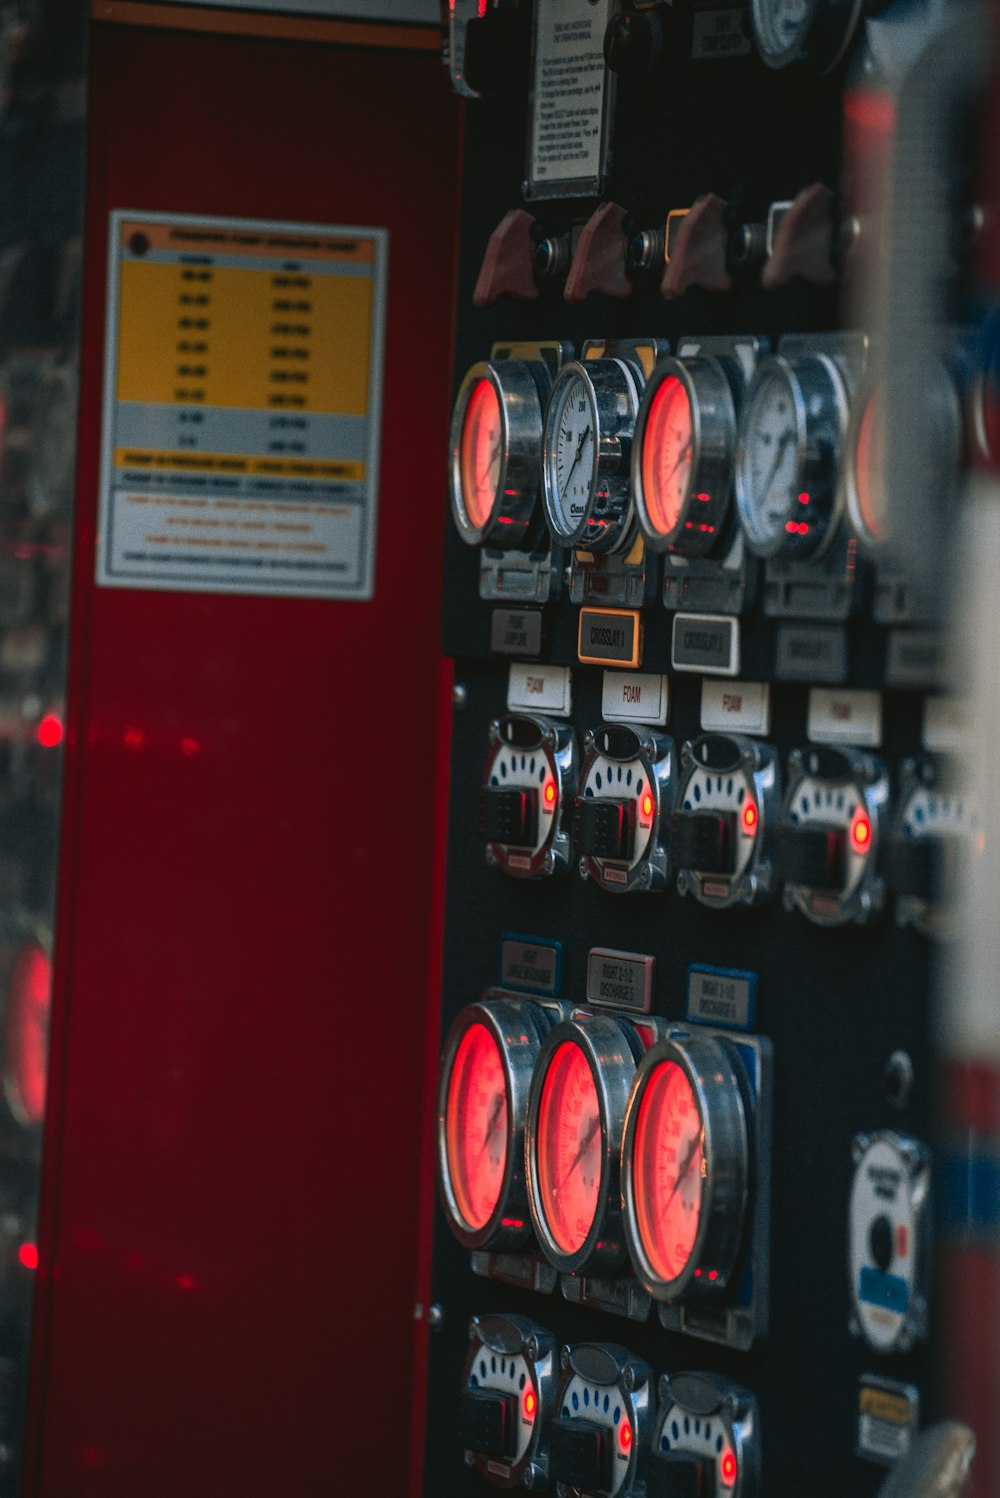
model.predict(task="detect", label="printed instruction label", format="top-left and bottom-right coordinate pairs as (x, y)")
top-left (98, 211), bottom-right (388, 598)
top-left (525, 0), bottom-right (614, 199)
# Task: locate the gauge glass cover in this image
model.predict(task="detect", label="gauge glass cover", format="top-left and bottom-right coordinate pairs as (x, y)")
top-left (737, 364), bottom-right (803, 550)
top-left (633, 1059), bottom-right (703, 1283)
top-left (445, 1022), bottom-right (508, 1230)
top-left (547, 373), bottom-right (596, 538)
top-left (537, 1040), bottom-right (602, 1253)
top-left (459, 377), bottom-right (503, 531)
top-left (852, 390), bottom-right (888, 545)
top-left (641, 375), bottom-right (694, 541)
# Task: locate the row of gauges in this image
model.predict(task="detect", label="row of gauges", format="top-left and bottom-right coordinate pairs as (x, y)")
top-left (438, 1001), bottom-right (929, 1363)
top-left (450, 339), bottom-right (967, 564)
top-left (461, 1318), bottom-right (757, 1496)
top-left (483, 715), bottom-right (974, 936)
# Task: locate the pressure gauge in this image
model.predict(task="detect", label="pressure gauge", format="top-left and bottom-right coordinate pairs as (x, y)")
top-left (672, 734), bottom-right (781, 909)
top-left (633, 356), bottom-right (739, 557)
top-left (651, 1372), bottom-right (760, 1498)
top-left (849, 1131), bottom-right (930, 1354)
top-left (751, 0), bottom-right (863, 72)
top-left (526, 1012), bottom-right (642, 1276)
top-left (891, 756), bottom-right (980, 940)
top-left (2, 933), bottom-right (50, 1128)
top-left (450, 359), bottom-right (549, 549)
top-left (461, 1314), bottom-right (557, 1490)
top-left (621, 1032), bottom-right (750, 1303)
top-left (550, 1343), bottom-right (653, 1498)
top-left (735, 354), bottom-right (848, 560)
top-left (437, 997), bottom-right (552, 1252)
top-left (480, 713), bottom-right (576, 879)
top-left (777, 746), bottom-right (889, 926)
top-left (846, 371), bottom-right (963, 554)
top-left (542, 359), bottom-right (642, 553)
top-left (575, 725), bottom-right (674, 894)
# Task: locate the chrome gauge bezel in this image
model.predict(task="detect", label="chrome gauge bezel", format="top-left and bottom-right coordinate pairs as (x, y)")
top-left (780, 745), bottom-right (890, 927)
top-left (751, 0), bottom-right (864, 73)
top-left (673, 733), bottom-right (781, 910)
top-left (652, 1373), bottom-right (760, 1498)
top-left (463, 1314), bottom-right (557, 1489)
top-left (525, 1013), bottom-right (640, 1277)
top-left (575, 724), bottom-right (674, 894)
top-left (480, 712), bottom-right (577, 879)
top-left (735, 353), bottom-right (848, 562)
top-left (542, 358), bottom-right (641, 554)
top-left (892, 754), bottom-right (978, 940)
top-left (633, 355), bottom-right (738, 558)
top-left (621, 1033), bottom-right (749, 1303)
top-left (449, 359), bottom-right (546, 549)
top-left (436, 997), bottom-right (551, 1253)
top-left (0, 913), bottom-right (51, 1130)
top-left (552, 1342), bottom-right (653, 1498)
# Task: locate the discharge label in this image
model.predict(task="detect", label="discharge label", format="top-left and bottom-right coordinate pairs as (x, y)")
top-left (98, 211), bottom-right (388, 598)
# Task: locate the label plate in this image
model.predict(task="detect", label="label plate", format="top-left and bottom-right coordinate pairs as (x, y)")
top-left (807, 689), bottom-right (883, 747)
top-left (578, 608), bottom-right (642, 668)
top-left (775, 624), bottom-right (847, 682)
top-left (886, 629), bottom-right (944, 688)
top-left (686, 964), bottom-right (757, 1030)
top-left (701, 678), bottom-right (771, 736)
top-left (524, 0), bottom-right (616, 201)
top-left (507, 662), bottom-right (571, 718)
top-left (500, 936), bottom-right (563, 998)
top-left (671, 613), bottom-right (739, 676)
top-left (491, 608), bottom-right (543, 657)
top-left (601, 671), bottom-right (668, 726)
top-left (856, 1376), bottom-right (919, 1467)
top-left (586, 948), bottom-right (654, 1013)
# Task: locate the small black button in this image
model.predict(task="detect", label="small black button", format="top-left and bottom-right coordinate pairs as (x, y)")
top-left (548, 1416), bottom-right (609, 1490)
top-left (776, 823), bottom-right (847, 890)
top-left (460, 1388), bottom-right (514, 1460)
top-left (480, 786), bottom-right (538, 846)
top-left (870, 1213), bottom-right (894, 1273)
top-left (671, 810), bottom-right (737, 874)
top-left (647, 1450), bottom-right (709, 1497)
top-left (575, 797), bottom-right (636, 861)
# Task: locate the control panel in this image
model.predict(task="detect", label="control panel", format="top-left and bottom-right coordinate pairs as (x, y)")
top-left (423, 0), bottom-right (982, 1493)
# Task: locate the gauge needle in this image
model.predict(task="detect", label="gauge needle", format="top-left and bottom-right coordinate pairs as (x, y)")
top-left (660, 1130), bottom-right (703, 1216)
top-left (480, 1093), bottom-right (505, 1154)
top-left (761, 427), bottom-right (795, 497)
top-left (559, 1113), bottom-right (600, 1190)
top-left (562, 424), bottom-right (592, 492)
top-left (665, 438), bottom-right (692, 485)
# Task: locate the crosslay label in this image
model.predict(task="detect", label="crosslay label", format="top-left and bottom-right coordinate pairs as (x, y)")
top-left (601, 671), bottom-right (668, 726)
top-left (671, 613), bottom-right (739, 676)
top-left (578, 608), bottom-right (642, 668)
top-left (98, 211), bottom-right (388, 598)
top-left (807, 689), bottom-right (882, 747)
top-left (508, 662), bottom-right (572, 718)
top-left (701, 679), bottom-right (771, 736)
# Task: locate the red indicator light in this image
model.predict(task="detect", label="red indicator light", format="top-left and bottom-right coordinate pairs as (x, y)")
top-left (897, 1224), bottom-right (908, 1258)
top-left (501, 1217), bottom-right (524, 1229)
top-left (544, 780), bottom-right (556, 807)
top-left (720, 1447), bottom-right (737, 1487)
top-left (850, 811), bottom-right (872, 854)
top-left (741, 800), bottom-right (758, 835)
top-left (524, 1389), bottom-right (537, 1418)
top-left (619, 1422), bottom-right (633, 1452)
top-left (798, 491), bottom-right (810, 505)
top-left (708, 1268), bottom-right (719, 1280)
top-left (37, 713), bottom-right (63, 748)
top-left (18, 1243), bottom-right (38, 1270)
top-left (642, 792), bottom-right (654, 818)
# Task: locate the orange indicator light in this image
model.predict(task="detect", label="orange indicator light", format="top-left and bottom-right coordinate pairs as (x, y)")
top-left (642, 792), bottom-right (654, 818)
top-left (524, 1389), bottom-right (537, 1417)
top-left (620, 1422), bottom-right (633, 1452)
top-left (544, 781), bottom-right (556, 807)
top-left (741, 800), bottom-right (757, 835)
top-left (720, 1447), bottom-right (737, 1486)
top-left (18, 1243), bottom-right (38, 1271)
top-left (850, 810), bottom-right (872, 853)
top-left (37, 713), bottom-right (63, 748)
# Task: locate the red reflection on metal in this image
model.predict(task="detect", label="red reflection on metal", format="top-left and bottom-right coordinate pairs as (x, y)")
top-left (720, 1447), bottom-right (737, 1486)
top-left (37, 714), bottom-right (64, 748)
top-left (18, 1243), bottom-right (38, 1271)
top-left (5, 942), bottom-right (50, 1127)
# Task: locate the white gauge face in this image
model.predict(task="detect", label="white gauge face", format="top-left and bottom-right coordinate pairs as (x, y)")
top-left (579, 754), bottom-right (657, 881)
top-left (849, 1134), bottom-right (928, 1353)
top-left (786, 775), bottom-right (872, 904)
top-left (546, 373), bottom-right (597, 537)
top-left (656, 1402), bottom-right (742, 1494)
top-left (558, 1376), bottom-right (635, 1497)
top-left (466, 1347), bottom-right (538, 1465)
top-left (754, 0), bottom-right (811, 58)
top-left (737, 367), bottom-right (803, 550)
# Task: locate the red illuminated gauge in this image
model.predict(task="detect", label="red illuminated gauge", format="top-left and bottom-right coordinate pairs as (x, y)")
top-left (481, 712), bottom-right (577, 879)
top-left (575, 724), bottom-right (674, 894)
top-left (735, 353), bottom-right (848, 560)
top-left (633, 357), bottom-right (739, 558)
top-left (622, 1033), bottom-right (749, 1302)
top-left (526, 1014), bottom-right (642, 1275)
top-left (3, 936), bottom-right (50, 1128)
top-left (541, 358), bottom-right (642, 553)
top-left (437, 998), bottom-right (552, 1252)
top-left (461, 1314), bottom-right (557, 1489)
top-left (550, 1343), bottom-right (653, 1498)
top-left (652, 1372), bottom-right (760, 1498)
top-left (672, 733), bottom-right (780, 910)
top-left (450, 358), bottom-right (550, 549)
top-left (776, 745), bottom-right (890, 926)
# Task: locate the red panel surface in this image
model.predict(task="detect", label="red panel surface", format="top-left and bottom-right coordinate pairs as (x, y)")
top-left (25, 24), bottom-right (459, 1497)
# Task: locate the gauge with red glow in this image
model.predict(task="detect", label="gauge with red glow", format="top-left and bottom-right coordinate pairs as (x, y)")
top-left (462, 1314), bottom-right (557, 1488)
top-left (3, 938), bottom-right (50, 1128)
top-left (777, 744), bottom-right (890, 927)
top-left (449, 358), bottom-right (550, 549)
top-left (653, 1372), bottom-right (760, 1498)
top-left (552, 1343), bottom-right (653, 1498)
top-left (623, 1033), bottom-right (749, 1301)
top-left (633, 356), bottom-right (739, 557)
top-left (673, 733), bottom-right (780, 910)
top-left (526, 1014), bottom-right (642, 1274)
top-left (437, 997), bottom-right (551, 1251)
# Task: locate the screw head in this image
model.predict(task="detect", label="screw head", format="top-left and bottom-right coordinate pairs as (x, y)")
top-left (578, 857), bottom-right (589, 879)
top-left (488, 721), bottom-right (500, 744)
top-left (452, 683), bottom-right (467, 709)
top-left (542, 850), bottom-right (555, 875)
